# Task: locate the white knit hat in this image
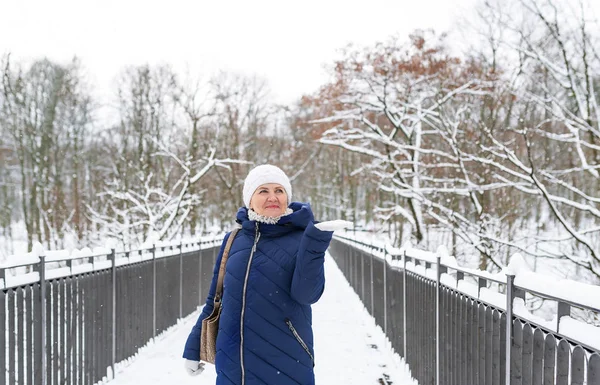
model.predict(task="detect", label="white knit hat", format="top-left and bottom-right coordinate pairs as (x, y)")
top-left (243, 165), bottom-right (292, 208)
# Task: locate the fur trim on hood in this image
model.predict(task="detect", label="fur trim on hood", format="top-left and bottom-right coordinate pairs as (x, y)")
top-left (248, 208), bottom-right (293, 224)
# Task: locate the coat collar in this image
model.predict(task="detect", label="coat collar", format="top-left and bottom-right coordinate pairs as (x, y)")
top-left (236, 202), bottom-right (313, 236)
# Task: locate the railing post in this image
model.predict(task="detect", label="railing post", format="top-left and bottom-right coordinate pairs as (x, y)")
top-left (0, 267), bottom-right (4, 385)
top-left (457, 271), bottom-right (464, 288)
top-left (198, 241), bottom-right (203, 307)
top-left (39, 253), bottom-right (47, 385)
top-left (383, 247), bottom-right (388, 337)
top-left (436, 254), bottom-right (446, 385)
top-left (506, 274), bottom-right (515, 385)
top-left (212, 239), bottom-right (217, 266)
top-left (403, 249), bottom-right (408, 360)
top-left (179, 241), bottom-right (183, 320)
top-left (361, 246), bottom-right (365, 305)
top-left (152, 244), bottom-right (157, 340)
top-left (556, 302), bottom-right (571, 333)
top-left (110, 249), bottom-right (116, 379)
top-left (348, 244), bottom-right (353, 288)
top-left (370, 243), bottom-right (374, 317)
top-left (478, 277), bottom-right (487, 298)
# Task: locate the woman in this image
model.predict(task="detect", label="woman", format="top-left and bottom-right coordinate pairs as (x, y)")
top-left (183, 164), bottom-right (349, 385)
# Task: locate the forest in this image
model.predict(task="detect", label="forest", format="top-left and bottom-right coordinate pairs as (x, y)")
top-left (1, 0), bottom-right (599, 284)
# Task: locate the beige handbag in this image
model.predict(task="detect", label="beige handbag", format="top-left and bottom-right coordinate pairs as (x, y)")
top-left (200, 228), bottom-right (239, 364)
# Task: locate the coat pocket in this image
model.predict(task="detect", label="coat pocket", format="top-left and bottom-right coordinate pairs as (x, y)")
top-left (285, 318), bottom-right (314, 367)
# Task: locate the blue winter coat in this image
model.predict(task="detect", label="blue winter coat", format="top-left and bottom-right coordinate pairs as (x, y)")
top-left (183, 202), bottom-right (333, 385)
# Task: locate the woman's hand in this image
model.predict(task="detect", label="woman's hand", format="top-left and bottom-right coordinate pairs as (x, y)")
top-left (184, 359), bottom-right (205, 376)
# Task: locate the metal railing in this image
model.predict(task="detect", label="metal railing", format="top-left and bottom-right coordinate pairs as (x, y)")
top-left (0, 237), bottom-right (223, 385)
top-left (329, 235), bottom-right (600, 385)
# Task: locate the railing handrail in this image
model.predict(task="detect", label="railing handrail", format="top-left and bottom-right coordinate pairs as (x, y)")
top-left (1, 229), bottom-right (225, 385)
top-left (329, 236), bottom-right (600, 385)
top-left (341, 234), bottom-right (600, 354)
top-left (333, 233), bottom-right (600, 315)
top-left (333, 231), bottom-right (600, 358)
top-left (0, 234), bottom-right (225, 290)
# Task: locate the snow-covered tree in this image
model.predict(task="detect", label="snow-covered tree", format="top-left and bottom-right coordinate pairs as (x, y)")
top-left (0, 56), bottom-right (93, 251)
top-left (313, 18), bottom-right (600, 278)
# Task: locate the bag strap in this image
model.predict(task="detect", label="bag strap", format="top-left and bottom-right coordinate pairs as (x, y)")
top-left (214, 228), bottom-right (240, 305)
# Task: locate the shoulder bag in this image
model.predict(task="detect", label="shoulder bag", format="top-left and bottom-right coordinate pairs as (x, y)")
top-left (200, 228), bottom-right (240, 364)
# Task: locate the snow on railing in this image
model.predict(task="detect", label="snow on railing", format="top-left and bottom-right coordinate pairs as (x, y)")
top-left (333, 232), bottom-right (600, 351)
top-left (0, 233), bottom-right (226, 385)
top-left (0, 234), bottom-right (225, 290)
top-left (332, 232), bottom-right (600, 385)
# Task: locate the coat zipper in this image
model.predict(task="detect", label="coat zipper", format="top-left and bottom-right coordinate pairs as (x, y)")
top-left (240, 222), bottom-right (261, 385)
top-left (285, 318), bottom-right (315, 366)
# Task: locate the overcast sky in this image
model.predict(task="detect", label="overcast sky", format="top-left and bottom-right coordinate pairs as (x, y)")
top-left (1, 0), bottom-right (475, 105)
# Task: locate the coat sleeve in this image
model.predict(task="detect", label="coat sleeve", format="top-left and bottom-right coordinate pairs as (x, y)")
top-left (290, 221), bottom-right (334, 305)
top-left (182, 232), bottom-right (231, 361)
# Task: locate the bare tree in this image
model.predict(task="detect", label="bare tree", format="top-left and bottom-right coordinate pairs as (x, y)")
top-left (467, 0), bottom-right (600, 276)
top-left (1, 55), bottom-right (93, 251)
top-left (88, 65), bottom-right (250, 246)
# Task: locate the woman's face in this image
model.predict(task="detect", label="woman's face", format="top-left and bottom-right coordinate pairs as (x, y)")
top-left (250, 183), bottom-right (288, 217)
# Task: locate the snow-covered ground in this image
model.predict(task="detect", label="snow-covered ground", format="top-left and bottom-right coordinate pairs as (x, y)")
top-left (102, 253), bottom-right (418, 385)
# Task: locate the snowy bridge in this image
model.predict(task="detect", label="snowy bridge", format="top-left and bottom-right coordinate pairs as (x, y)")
top-left (1, 234), bottom-right (600, 385)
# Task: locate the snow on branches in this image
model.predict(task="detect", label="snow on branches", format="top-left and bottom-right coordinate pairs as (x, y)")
top-left (314, 19), bottom-right (600, 278)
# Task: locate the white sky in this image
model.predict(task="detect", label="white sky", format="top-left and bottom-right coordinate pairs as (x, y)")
top-left (0, 0), bottom-right (474, 105)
